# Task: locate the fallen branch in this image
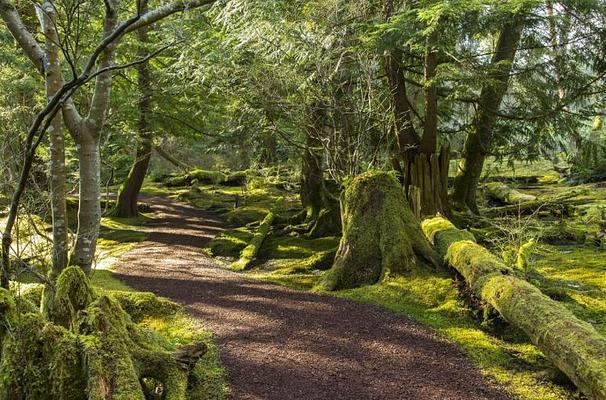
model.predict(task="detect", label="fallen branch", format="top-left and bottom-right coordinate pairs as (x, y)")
top-left (232, 211), bottom-right (274, 271)
top-left (421, 216), bottom-right (606, 400)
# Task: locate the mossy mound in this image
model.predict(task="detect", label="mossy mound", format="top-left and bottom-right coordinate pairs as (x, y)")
top-left (0, 267), bottom-right (210, 399)
top-left (320, 172), bottom-right (439, 290)
top-left (165, 169), bottom-right (246, 188)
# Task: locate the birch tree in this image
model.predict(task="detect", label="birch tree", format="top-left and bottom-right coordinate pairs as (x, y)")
top-left (0, 0), bottom-right (216, 277)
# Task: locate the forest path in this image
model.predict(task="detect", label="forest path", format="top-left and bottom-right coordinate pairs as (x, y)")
top-left (114, 197), bottom-right (510, 400)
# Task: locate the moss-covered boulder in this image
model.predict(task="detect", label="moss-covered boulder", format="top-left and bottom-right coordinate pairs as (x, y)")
top-left (320, 172), bottom-right (439, 290)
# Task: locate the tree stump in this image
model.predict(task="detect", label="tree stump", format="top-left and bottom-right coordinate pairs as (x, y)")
top-left (320, 172), bottom-right (439, 290)
top-left (0, 267), bottom-right (208, 400)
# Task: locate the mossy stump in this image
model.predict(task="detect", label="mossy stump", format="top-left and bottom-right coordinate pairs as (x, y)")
top-left (320, 172), bottom-right (439, 290)
top-left (0, 267), bottom-right (207, 400)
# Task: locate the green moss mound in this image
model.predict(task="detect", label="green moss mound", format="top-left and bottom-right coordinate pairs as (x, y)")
top-left (165, 169), bottom-right (246, 188)
top-left (0, 267), bottom-right (213, 399)
top-left (320, 172), bottom-right (439, 290)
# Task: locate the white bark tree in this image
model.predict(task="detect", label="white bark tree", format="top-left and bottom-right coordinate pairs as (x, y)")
top-left (0, 0), bottom-right (216, 275)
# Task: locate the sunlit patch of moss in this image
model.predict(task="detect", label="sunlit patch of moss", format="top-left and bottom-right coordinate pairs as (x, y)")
top-left (96, 215), bottom-right (150, 259)
top-left (534, 245), bottom-right (606, 335)
top-left (90, 270), bottom-right (134, 291)
top-left (207, 227), bottom-right (254, 258)
top-left (225, 206), bottom-right (268, 225)
top-left (258, 235), bottom-right (339, 260)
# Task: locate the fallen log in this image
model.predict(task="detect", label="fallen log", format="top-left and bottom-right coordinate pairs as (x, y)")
top-left (484, 198), bottom-right (586, 217)
top-left (421, 217), bottom-right (606, 400)
top-left (232, 211), bottom-right (275, 271)
top-left (485, 182), bottom-right (536, 204)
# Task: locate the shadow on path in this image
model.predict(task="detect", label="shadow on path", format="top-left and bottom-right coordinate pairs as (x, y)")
top-left (114, 197), bottom-right (510, 400)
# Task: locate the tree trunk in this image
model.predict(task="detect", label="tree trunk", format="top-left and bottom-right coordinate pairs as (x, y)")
top-left (383, 2), bottom-right (449, 218)
top-left (405, 146), bottom-right (451, 218)
top-left (300, 132), bottom-right (326, 221)
top-left (71, 134), bottom-right (101, 273)
top-left (41, 2), bottom-right (68, 276)
top-left (452, 18), bottom-right (525, 213)
top-left (422, 217), bottom-right (606, 400)
top-left (114, 6), bottom-right (152, 218)
top-left (321, 172), bottom-right (439, 290)
top-left (300, 110), bottom-right (341, 237)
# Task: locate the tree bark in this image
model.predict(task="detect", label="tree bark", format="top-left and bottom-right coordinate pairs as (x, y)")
top-left (40, 2), bottom-right (69, 276)
top-left (114, 0), bottom-right (152, 218)
top-left (71, 133), bottom-right (101, 273)
top-left (452, 19), bottom-right (525, 213)
top-left (422, 217), bottom-right (606, 400)
top-left (300, 110), bottom-right (341, 237)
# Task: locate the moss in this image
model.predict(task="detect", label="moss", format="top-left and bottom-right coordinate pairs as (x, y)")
top-left (320, 172), bottom-right (438, 290)
top-left (111, 291), bottom-right (182, 322)
top-left (49, 266), bottom-right (95, 328)
top-left (232, 211), bottom-right (275, 271)
top-left (207, 227), bottom-right (254, 258)
top-left (0, 312), bottom-right (86, 400)
top-left (533, 245), bottom-right (606, 336)
top-left (225, 206), bottom-right (268, 225)
top-left (165, 169), bottom-right (230, 187)
top-left (422, 216), bottom-right (606, 399)
top-left (485, 182), bottom-right (537, 204)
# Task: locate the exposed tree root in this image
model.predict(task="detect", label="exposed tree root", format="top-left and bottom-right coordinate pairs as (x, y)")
top-left (0, 267), bottom-right (207, 400)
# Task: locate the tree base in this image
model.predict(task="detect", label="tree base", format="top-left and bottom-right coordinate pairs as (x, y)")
top-left (320, 172), bottom-right (439, 290)
top-left (0, 267), bottom-right (207, 399)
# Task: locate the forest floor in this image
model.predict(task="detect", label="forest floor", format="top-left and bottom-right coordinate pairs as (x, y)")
top-left (112, 196), bottom-right (511, 400)
top-left (142, 159), bottom-right (606, 400)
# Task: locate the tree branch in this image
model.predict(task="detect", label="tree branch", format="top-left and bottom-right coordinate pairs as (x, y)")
top-left (0, 0), bottom-right (46, 74)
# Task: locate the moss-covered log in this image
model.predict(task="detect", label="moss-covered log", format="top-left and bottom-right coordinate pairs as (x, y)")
top-left (485, 182), bottom-right (537, 204)
top-left (321, 172), bottom-right (439, 290)
top-left (421, 217), bottom-right (606, 400)
top-left (232, 211), bottom-right (275, 271)
top-left (0, 267), bottom-right (208, 400)
top-left (165, 169), bottom-right (246, 187)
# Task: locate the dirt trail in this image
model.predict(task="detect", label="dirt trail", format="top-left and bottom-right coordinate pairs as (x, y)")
top-left (114, 197), bottom-right (511, 400)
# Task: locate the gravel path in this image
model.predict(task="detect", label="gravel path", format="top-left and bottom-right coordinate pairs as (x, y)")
top-left (114, 197), bottom-right (511, 400)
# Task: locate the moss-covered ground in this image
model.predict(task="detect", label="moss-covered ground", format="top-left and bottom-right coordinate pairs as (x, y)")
top-left (163, 165), bottom-right (605, 400)
top-left (9, 205), bottom-right (228, 399)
